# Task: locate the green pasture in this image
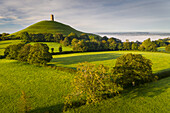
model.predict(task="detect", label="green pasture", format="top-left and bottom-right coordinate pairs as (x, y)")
top-left (0, 59), bottom-right (74, 113)
top-left (50, 51), bottom-right (170, 73)
top-left (0, 40), bottom-right (22, 55)
top-left (67, 76), bottom-right (170, 113)
top-left (157, 47), bottom-right (166, 51)
top-left (0, 59), bottom-right (169, 113)
top-left (29, 42), bottom-right (72, 52)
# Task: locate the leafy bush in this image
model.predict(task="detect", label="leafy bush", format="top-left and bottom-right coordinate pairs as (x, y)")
top-left (27, 43), bottom-right (52, 65)
top-left (64, 62), bottom-right (122, 111)
top-left (59, 45), bottom-right (62, 53)
top-left (4, 43), bottom-right (25, 59)
top-left (18, 44), bottom-right (32, 62)
top-left (112, 53), bottom-right (156, 86)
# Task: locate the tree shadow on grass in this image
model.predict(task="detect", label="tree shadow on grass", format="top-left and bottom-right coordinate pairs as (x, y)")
top-left (124, 75), bottom-right (170, 99)
top-left (51, 53), bottom-right (122, 66)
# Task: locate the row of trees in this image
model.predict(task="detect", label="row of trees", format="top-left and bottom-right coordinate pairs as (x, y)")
top-left (71, 38), bottom-right (157, 52)
top-left (4, 43), bottom-right (52, 65)
top-left (64, 53), bottom-right (156, 111)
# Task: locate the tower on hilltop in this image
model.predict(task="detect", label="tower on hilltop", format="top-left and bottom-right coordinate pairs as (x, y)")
top-left (50, 14), bottom-right (54, 21)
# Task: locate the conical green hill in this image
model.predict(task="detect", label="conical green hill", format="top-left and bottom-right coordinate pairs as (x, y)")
top-left (12, 20), bottom-right (98, 37)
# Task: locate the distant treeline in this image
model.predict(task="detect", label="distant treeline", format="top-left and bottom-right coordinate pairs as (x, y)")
top-left (1, 32), bottom-right (170, 52)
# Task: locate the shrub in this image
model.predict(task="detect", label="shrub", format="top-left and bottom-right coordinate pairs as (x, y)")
top-left (64, 62), bottom-right (122, 110)
top-left (27, 43), bottom-right (52, 65)
top-left (18, 44), bottom-right (32, 62)
top-left (4, 43), bottom-right (25, 59)
top-left (59, 45), bottom-right (62, 53)
top-left (112, 53), bottom-right (155, 86)
top-left (51, 48), bottom-right (54, 53)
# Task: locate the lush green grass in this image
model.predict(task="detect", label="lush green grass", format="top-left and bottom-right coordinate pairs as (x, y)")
top-left (0, 59), bottom-right (74, 113)
top-left (11, 21), bottom-right (98, 37)
top-left (157, 47), bottom-right (166, 52)
top-left (50, 51), bottom-right (170, 73)
top-left (67, 76), bottom-right (170, 113)
top-left (0, 59), bottom-right (169, 113)
top-left (29, 42), bottom-right (72, 52)
top-left (0, 40), bottom-right (22, 55)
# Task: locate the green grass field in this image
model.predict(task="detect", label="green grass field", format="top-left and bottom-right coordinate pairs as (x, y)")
top-left (29, 42), bottom-right (72, 52)
top-left (50, 51), bottom-right (170, 73)
top-left (0, 40), bottom-right (170, 113)
top-left (67, 76), bottom-right (170, 113)
top-left (0, 40), bottom-right (22, 55)
top-left (157, 47), bottom-right (166, 51)
top-left (0, 59), bottom-right (74, 113)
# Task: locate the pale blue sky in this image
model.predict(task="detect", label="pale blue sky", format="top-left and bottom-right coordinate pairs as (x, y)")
top-left (0, 0), bottom-right (170, 33)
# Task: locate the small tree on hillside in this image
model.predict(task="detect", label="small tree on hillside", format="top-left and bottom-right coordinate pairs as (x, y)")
top-left (59, 45), bottom-right (62, 53)
top-left (112, 53), bottom-right (155, 86)
top-left (27, 43), bottom-right (52, 65)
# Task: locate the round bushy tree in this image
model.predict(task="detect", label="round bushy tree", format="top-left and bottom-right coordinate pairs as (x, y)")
top-left (27, 43), bottom-right (52, 65)
top-left (112, 53), bottom-right (153, 86)
top-left (18, 44), bottom-right (32, 62)
top-left (4, 43), bottom-right (25, 59)
top-left (67, 62), bottom-right (122, 105)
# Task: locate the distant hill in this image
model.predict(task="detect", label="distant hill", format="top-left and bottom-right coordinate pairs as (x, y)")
top-left (12, 20), bottom-right (99, 37)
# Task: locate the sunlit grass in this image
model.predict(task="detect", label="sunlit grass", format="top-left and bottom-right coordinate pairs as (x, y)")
top-left (50, 51), bottom-right (170, 73)
top-left (0, 59), bottom-right (74, 113)
top-left (0, 40), bottom-right (22, 55)
top-left (30, 42), bottom-right (72, 52)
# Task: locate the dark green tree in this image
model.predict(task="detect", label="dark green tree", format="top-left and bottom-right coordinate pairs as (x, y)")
top-left (27, 43), bottom-right (52, 65)
top-left (54, 33), bottom-right (64, 43)
top-left (112, 53), bottom-right (154, 86)
top-left (68, 32), bottom-right (78, 39)
top-left (131, 43), bottom-right (138, 50)
top-left (117, 43), bottom-right (123, 50)
top-left (141, 38), bottom-right (157, 51)
top-left (18, 44), bottom-right (32, 62)
top-left (51, 48), bottom-right (54, 53)
top-left (4, 43), bottom-right (25, 59)
top-left (20, 32), bottom-right (31, 42)
top-left (62, 37), bottom-right (71, 46)
top-left (44, 33), bottom-right (54, 42)
top-left (59, 45), bottom-right (62, 53)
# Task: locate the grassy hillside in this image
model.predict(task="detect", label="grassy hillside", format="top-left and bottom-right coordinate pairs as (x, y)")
top-left (11, 20), bottom-right (98, 37)
top-left (0, 59), bottom-right (74, 113)
top-left (67, 76), bottom-right (170, 113)
top-left (50, 51), bottom-right (170, 73)
top-left (0, 59), bottom-right (169, 113)
top-left (0, 40), bottom-right (22, 55)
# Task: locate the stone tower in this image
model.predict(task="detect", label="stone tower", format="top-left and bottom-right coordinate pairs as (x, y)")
top-left (50, 14), bottom-right (54, 21)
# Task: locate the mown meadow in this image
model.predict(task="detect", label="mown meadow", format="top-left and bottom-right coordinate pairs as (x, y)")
top-left (0, 40), bottom-right (169, 113)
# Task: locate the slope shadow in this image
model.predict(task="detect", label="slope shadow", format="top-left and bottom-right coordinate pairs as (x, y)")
top-left (124, 76), bottom-right (170, 99)
top-left (51, 53), bottom-right (122, 66)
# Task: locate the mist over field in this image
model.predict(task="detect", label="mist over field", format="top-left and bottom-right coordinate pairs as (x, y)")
top-left (97, 32), bottom-right (170, 42)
